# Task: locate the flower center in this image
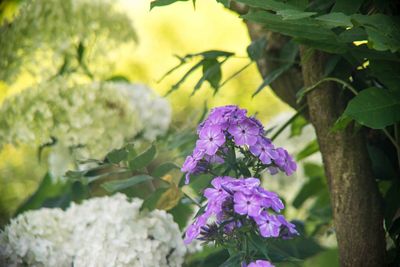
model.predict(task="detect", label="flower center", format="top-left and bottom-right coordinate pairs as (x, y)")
top-left (241, 130), bottom-right (246, 134)
top-left (209, 137), bottom-right (214, 141)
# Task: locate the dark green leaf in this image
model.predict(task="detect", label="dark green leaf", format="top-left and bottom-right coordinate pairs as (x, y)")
top-left (331, 0), bottom-right (363, 14)
top-left (316, 12), bottom-right (352, 28)
top-left (150, 0), bottom-right (189, 9)
top-left (166, 60), bottom-right (203, 95)
top-left (367, 145), bottom-right (398, 181)
top-left (338, 27), bottom-right (368, 43)
top-left (106, 147), bottom-right (128, 164)
top-left (129, 144), bottom-right (157, 170)
top-left (152, 162), bottom-right (179, 178)
top-left (141, 187), bottom-right (169, 211)
top-left (369, 60), bottom-right (400, 91)
top-left (194, 58), bottom-right (222, 91)
top-left (296, 139), bottom-right (319, 161)
top-left (101, 175), bottom-right (154, 193)
top-left (196, 50), bottom-right (234, 59)
top-left (247, 37), bottom-right (267, 61)
top-left (343, 87), bottom-right (400, 129)
top-left (236, 0), bottom-right (300, 11)
top-left (77, 41), bottom-right (84, 63)
top-left (106, 75), bottom-right (130, 82)
top-left (277, 9), bottom-right (316, 20)
top-left (252, 64), bottom-right (291, 96)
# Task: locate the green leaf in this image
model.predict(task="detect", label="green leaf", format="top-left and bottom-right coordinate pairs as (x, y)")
top-left (352, 14), bottom-right (400, 52)
top-left (242, 11), bottom-right (335, 40)
top-left (369, 60), bottom-right (400, 91)
top-left (277, 9), bottom-right (316, 20)
top-left (15, 173), bottom-right (68, 215)
top-left (343, 87), bottom-right (400, 129)
top-left (252, 64), bottom-right (291, 96)
top-left (106, 75), bottom-right (130, 82)
top-left (331, 114), bottom-right (353, 132)
top-left (141, 187), bottom-right (169, 211)
top-left (290, 115), bottom-right (308, 137)
top-left (196, 50), bottom-right (234, 59)
top-left (248, 233), bottom-right (270, 259)
top-left (106, 147), bottom-right (128, 164)
top-left (315, 12), bottom-right (352, 28)
top-left (166, 60), bottom-right (203, 95)
top-left (331, 0), bottom-right (364, 14)
top-left (338, 27), bottom-right (368, 43)
top-left (129, 144), bottom-right (157, 170)
top-left (152, 162), bottom-right (179, 178)
top-left (247, 37), bottom-right (267, 61)
top-left (236, 0), bottom-right (300, 11)
top-left (296, 139), bottom-right (319, 161)
top-left (150, 0), bottom-right (189, 9)
top-left (195, 58), bottom-right (222, 91)
top-left (101, 175), bottom-right (154, 193)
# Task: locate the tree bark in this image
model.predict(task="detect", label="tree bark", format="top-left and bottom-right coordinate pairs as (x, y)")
top-left (233, 3), bottom-right (387, 264)
top-left (299, 47), bottom-right (386, 266)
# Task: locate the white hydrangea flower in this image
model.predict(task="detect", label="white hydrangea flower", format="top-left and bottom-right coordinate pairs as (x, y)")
top-left (0, 80), bottom-right (172, 179)
top-left (0, 0), bottom-right (137, 82)
top-left (0, 208), bottom-right (72, 267)
top-left (0, 194), bottom-right (186, 267)
top-left (109, 82), bottom-right (172, 142)
top-left (0, 79), bottom-right (141, 161)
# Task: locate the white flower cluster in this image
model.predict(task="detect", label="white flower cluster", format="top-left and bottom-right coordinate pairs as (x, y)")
top-left (0, 0), bottom-right (137, 82)
top-left (109, 82), bottom-right (172, 142)
top-left (0, 79), bottom-right (141, 161)
top-left (0, 80), bottom-right (172, 161)
top-left (0, 194), bottom-right (186, 267)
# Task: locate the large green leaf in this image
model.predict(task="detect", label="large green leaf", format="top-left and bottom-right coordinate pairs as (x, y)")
top-left (236, 0), bottom-right (301, 11)
top-left (352, 14), bottom-right (400, 52)
top-left (315, 12), bottom-right (352, 28)
top-left (343, 87), bottom-right (400, 129)
top-left (277, 9), bottom-right (316, 20)
top-left (101, 175), bottom-right (154, 193)
top-left (242, 11), bottom-right (335, 40)
top-left (369, 60), bottom-right (400, 91)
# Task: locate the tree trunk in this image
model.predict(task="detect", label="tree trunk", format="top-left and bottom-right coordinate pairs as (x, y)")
top-left (299, 47), bottom-right (386, 266)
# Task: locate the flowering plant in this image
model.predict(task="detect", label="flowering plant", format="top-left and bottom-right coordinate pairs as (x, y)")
top-left (182, 105), bottom-right (298, 267)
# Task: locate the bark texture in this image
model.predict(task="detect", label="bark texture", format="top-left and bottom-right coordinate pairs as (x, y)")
top-left (299, 47), bottom-right (386, 266)
top-left (233, 3), bottom-right (387, 264)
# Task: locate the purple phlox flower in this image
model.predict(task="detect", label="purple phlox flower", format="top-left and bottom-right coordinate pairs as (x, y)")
top-left (227, 107), bottom-right (247, 124)
top-left (277, 215), bottom-right (299, 238)
top-left (204, 179), bottom-right (230, 203)
top-left (255, 212), bottom-right (281, 238)
top-left (249, 116), bottom-right (265, 135)
top-left (184, 224), bottom-right (201, 244)
top-left (247, 260), bottom-right (275, 267)
top-left (249, 137), bottom-right (279, 165)
top-left (197, 125), bottom-right (226, 156)
top-left (182, 147), bottom-right (207, 184)
top-left (256, 187), bottom-right (284, 212)
top-left (228, 118), bottom-right (260, 146)
top-left (267, 166), bottom-right (279, 175)
top-left (233, 191), bottom-right (262, 218)
top-left (274, 148), bottom-right (297, 176)
top-left (227, 178), bottom-right (260, 194)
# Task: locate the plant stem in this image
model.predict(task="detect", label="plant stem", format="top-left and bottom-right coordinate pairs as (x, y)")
top-left (271, 104), bottom-right (307, 141)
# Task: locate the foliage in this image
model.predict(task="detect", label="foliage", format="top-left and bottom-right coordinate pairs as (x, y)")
top-left (0, 0), bottom-right (137, 82)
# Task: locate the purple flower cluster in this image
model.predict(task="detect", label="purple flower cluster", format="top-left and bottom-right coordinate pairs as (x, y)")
top-left (184, 176), bottom-right (298, 244)
top-left (181, 105), bottom-right (296, 184)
